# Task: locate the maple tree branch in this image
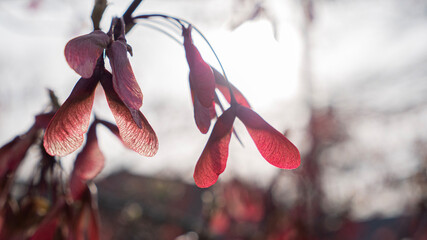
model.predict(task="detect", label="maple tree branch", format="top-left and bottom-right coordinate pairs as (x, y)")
top-left (123, 0), bottom-right (144, 33)
top-left (91, 0), bottom-right (107, 30)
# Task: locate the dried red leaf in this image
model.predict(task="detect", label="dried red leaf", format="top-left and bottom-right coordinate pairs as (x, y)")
top-left (43, 77), bottom-right (99, 156)
top-left (183, 26), bottom-right (216, 108)
top-left (192, 92), bottom-right (212, 134)
top-left (0, 126), bottom-right (39, 177)
top-left (70, 174), bottom-right (86, 201)
top-left (100, 71), bottom-right (158, 157)
top-left (106, 39), bottom-right (143, 115)
top-left (194, 108), bottom-right (235, 188)
top-left (212, 67), bottom-right (251, 108)
top-left (86, 207), bottom-right (100, 240)
top-left (190, 76), bottom-right (215, 134)
top-left (70, 185), bottom-right (100, 239)
top-left (30, 218), bottom-right (59, 240)
top-left (64, 30), bottom-right (110, 78)
top-left (72, 122), bottom-right (105, 181)
top-left (73, 203), bottom-right (87, 240)
top-left (35, 112), bottom-right (55, 129)
top-left (236, 106), bottom-right (300, 169)
top-left (70, 122), bottom-right (104, 200)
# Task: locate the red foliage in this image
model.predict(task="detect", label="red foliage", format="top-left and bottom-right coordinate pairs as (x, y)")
top-left (194, 108), bottom-right (235, 188)
top-left (183, 25), bottom-right (216, 109)
top-left (0, 127), bottom-right (39, 178)
top-left (45, 31), bottom-right (158, 157)
top-left (65, 30), bottom-right (111, 79)
top-left (236, 105), bottom-right (300, 169)
top-left (100, 73), bottom-right (158, 156)
top-left (43, 77), bottom-right (98, 156)
top-left (0, 2), bottom-right (305, 239)
top-left (73, 122), bottom-right (105, 181)
top-left (106, 38), bottom-right (143, 115)
top-left (194, 104), bottom-right (300, 188)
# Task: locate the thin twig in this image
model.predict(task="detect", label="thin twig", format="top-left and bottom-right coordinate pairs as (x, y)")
top-left (122, 0), bottom-right (144, 33)
top-left (136, 21), bottom-right (182, 45)
top-left (133, 14), bottom-right (238, 104)
top-left (91, 0), bottom-right (107, 30)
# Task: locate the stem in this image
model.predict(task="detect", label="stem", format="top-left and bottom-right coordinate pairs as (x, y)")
top-left (133, 14), bottom-right (185, 27)
top-left (133, 14), bottom-right (238, 105)
top-left (214, 99), bottom-right (243, 145)
top-left (122, 0), bottom-right (144, 33)
top-left (48, 89), bottom-right (60, 110)
top-left (188, 24), bottom-right (238, 106)
top-left (91, 0), bottom-right (107, 30)
top-left (136, 21), bottom-right (182, 45)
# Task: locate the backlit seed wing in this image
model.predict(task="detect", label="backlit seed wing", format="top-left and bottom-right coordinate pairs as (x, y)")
top-left (106, 40), bottom-right (143, 116)
top-left (101, 71), bottom-right (158, 157)
top-left (44, 77), bottom-right (98, 156)
top-left (236, 106), bottom-right (300, 169)
top-left (72, 122), bottom-right (105, 181)
top-left (65, 30), bottom-right (110, 78)
top-left (183, 26), bottom-right (216, 108)
top-left (194, 108), bottom-right (235, 188)
top-left (190, 75), bottom-right (214, 134)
